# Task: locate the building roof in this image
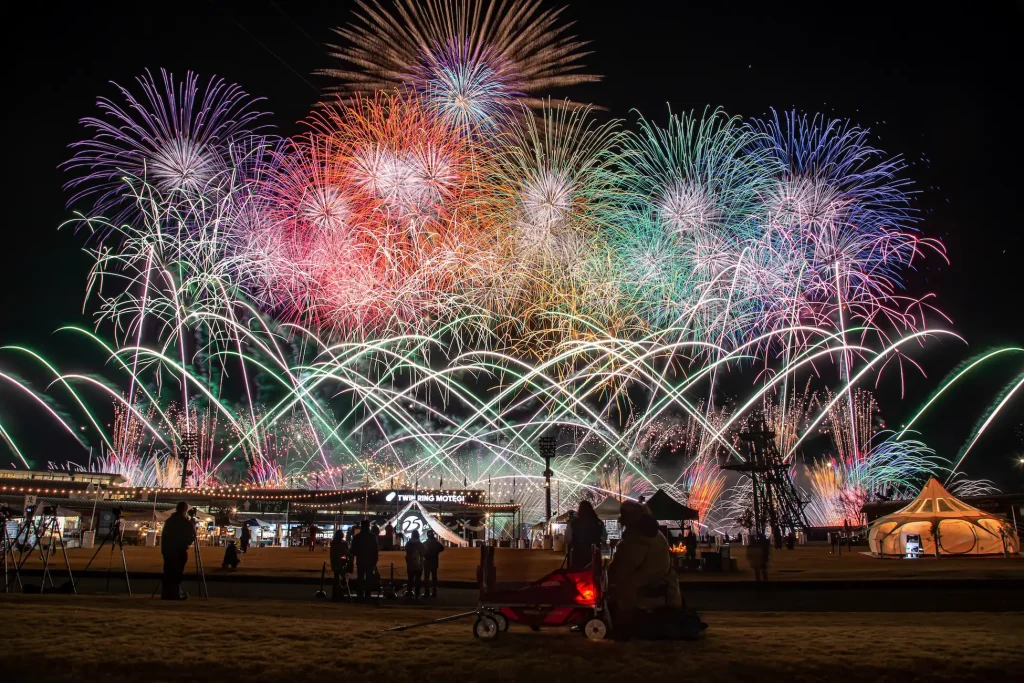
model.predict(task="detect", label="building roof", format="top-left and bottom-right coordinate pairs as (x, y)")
top-left (0, 469), bottom-right (126, 485)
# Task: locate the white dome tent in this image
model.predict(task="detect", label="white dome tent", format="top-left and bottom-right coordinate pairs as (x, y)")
top-left (381, 499), bottom-right (468, 547)
top-left (868, 477), bottom-right (1019, 557)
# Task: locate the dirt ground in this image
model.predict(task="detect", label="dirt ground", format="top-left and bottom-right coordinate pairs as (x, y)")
top-left (17, 543), bottom-right (1024, 583)
top-left (1, 595), bottom-right (1020, 682)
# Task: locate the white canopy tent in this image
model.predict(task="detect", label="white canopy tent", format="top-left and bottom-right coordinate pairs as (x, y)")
top-left (381, 500), bottom-right (468, 547)
top-left (868, 477), bottom-right (1019, 556)
top-left (593, 496), bottom-right (622, 521)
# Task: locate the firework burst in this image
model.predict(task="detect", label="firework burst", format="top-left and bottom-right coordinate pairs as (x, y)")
top-left (65, 68), bottom-right (268, 225)
top-left (322, 0), bottom-right (599, 127)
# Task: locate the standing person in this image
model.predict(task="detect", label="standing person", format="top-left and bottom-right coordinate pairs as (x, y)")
top-left (423, 530), bottom-right (445, 598)
top-left (383, 522), bottom-right (396, 551)
top-left (329, 527), bottom-right (351, 602)
top-left (404, 529), bottom-right (425, 599)
top-left (749, 535), bottom-right (771, 582)
top-left (369, 522), bottom-right (381, 555)
top-left (567, 500), bottom-right (605, 570)
top-left (160, 502), bottom-right (195, 600)
top-left (829, 531), bottom-right (838, 554)
top-left (684, 526), bottom-right (698, 563)
top-left (240, 523), bottom-right (252, 554)
top-left (350, 520), bottom-right (378, 599)
top-left (308, 524), bottom-right (319, 552)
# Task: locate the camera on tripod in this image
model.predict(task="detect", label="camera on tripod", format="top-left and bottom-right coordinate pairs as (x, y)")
top-left (0, 505), bottom-right (13, 520)
top-left (187, 507), bottom-right (198, 520)
top-left (24, 504), bottom-right (36, 519)
top-left (42, 505), bottom-right (58, 516)
top-left (111, 507), bottom-right (123, 519)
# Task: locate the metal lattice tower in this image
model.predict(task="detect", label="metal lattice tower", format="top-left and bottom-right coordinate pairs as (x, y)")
top-left (721, 415), bottom-right (809, 539)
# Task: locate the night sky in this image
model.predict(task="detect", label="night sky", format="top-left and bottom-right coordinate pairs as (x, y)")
top-left (2, 1), bottom-right (1021, 486)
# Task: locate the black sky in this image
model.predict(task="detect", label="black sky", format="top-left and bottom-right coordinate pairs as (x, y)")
top-left (1, 1), bottom-right (1022, 486)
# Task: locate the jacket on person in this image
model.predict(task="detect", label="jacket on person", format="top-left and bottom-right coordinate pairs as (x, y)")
top-left (423, 537), bottom-right (444, 569)
top-left (744, 536), bottom-right (771, 568)
top-left (161, 512), bottom-right (196, 556)
top-left (329, 532), bottom-right (350, 574)
top-left (608, 515), bottom-right (682, 610)
top-left (405, 539), bottom-right (425, 571)
top-left (222, 542), bottom-right (240, 568)
top-left (685, 532), bottom-right (696, 551)
top-left (567, 515), bottom-right (605, 569)
top-left (350, 527), bottom-right (379, 566)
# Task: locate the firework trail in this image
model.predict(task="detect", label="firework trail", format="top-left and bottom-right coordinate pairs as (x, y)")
top-left (802, 434), bottom-right (940, 526)
top-left (762, 378), bottom-right (817, 457)
top-left (822, 388), bottom-right (881, 462)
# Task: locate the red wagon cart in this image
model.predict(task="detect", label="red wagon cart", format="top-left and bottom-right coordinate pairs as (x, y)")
top-left (472, 545), bottom-right (610, 641)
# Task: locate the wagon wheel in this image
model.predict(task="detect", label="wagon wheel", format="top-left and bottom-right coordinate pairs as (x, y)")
top-left (584, 618), bottom-right (608, 641)
top-left (473, 616), bottom-right (500, 640)
top-left (491, 612), bottom-right (509, 632)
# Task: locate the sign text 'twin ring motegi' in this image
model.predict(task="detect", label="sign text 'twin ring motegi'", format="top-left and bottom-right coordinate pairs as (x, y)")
top-left (371, 490), bottom-right (480, 506)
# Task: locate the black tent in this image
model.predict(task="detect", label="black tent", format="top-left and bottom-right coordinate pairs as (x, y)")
top-left (646, 489), bottom-right (698, 522)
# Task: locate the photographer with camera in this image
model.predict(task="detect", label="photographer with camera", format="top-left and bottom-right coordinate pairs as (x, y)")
top-left (160, 502), bottom-right (195, 600)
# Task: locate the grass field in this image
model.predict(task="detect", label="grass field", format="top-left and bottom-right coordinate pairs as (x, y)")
top-left (17, 543), bottom-right (1024, 583)
top-left (1, 595), bottom-right (1020, 682)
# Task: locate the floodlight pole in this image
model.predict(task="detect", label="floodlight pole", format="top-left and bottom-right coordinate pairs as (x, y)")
top-left (539, 435), bottom-right (556, 522)
top-left (179, 432), bottom-right (197, 490)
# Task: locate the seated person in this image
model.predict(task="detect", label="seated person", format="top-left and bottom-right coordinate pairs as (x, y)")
top-left (221, 540), bottom-right (241, 570)
top-left (608, 501), bottom-right (682, 637)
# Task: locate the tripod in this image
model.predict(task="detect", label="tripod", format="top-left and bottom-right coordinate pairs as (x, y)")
top-left (81, 514), bottom-right (131, 595)
top-left (4, 509), bottom-right (76, 593)
top-left (191, 516), bottom-right (208, 599)
top-left (5, 513), bottom-right (41, 592)
top-left (30, 512), bottom-right (76, 593)
top-left (2, 509), bottom-right (24, 592)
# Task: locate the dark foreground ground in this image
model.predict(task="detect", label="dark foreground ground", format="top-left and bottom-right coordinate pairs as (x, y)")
top-left (30, 574), bottom-right (1024, 612)
top-left (1, 595), bottom-right (1021, 683)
